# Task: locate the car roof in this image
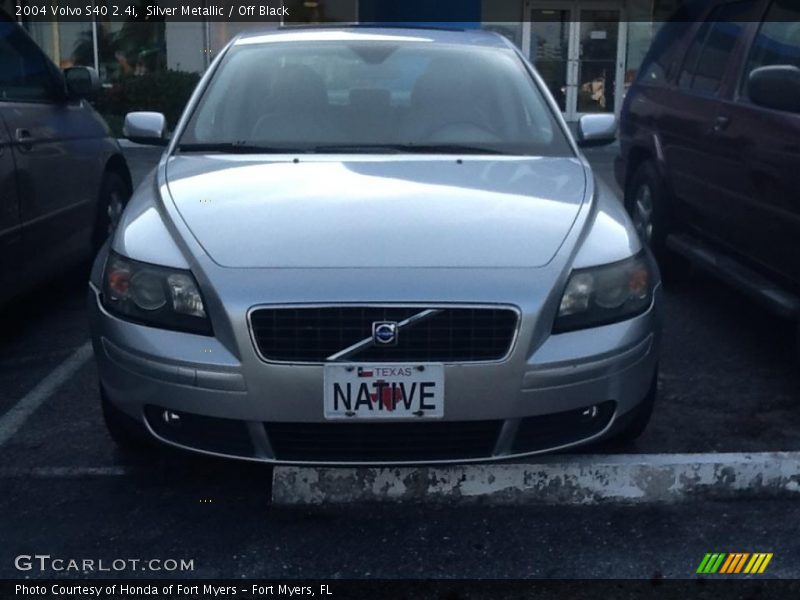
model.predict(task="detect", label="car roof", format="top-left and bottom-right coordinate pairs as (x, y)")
top-left (233, 26), bottom-right (512, 49)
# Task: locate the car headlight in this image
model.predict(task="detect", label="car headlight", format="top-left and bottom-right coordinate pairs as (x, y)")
top-left (553, 252), bottom-right (653, 333)
top-left (102, 252), bottom-right (212, 335)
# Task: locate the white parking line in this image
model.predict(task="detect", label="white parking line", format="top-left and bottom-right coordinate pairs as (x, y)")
top-left (0, 342), bottom-right (93, 448)
top-left (0, 349), bottom-right (76, 369)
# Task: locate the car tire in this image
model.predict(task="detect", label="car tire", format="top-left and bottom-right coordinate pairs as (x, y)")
top-left (612, 371), bottom-right (657, 444)
top-left (625, 161), bottom-right (689, 282)
top-left (92, 171), bottom-right (130, 253)
top-left (101, 387), bottom-right (153, 453)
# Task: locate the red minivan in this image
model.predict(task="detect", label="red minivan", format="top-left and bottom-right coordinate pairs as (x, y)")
top-left (617, 0), bottom-right (800, 324)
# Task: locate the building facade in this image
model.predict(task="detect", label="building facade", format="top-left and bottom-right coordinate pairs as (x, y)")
top-left (4, 0), bottom-right (681, 121)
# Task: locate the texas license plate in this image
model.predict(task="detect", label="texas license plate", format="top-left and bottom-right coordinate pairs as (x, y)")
top-left (323, 364), bottom-right (444, 420)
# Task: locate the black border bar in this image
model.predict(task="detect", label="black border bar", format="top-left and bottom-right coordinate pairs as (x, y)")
top-left (7, 0), bottom-right (795, 23)
top-left (5, 579), bottom-right (800, 600)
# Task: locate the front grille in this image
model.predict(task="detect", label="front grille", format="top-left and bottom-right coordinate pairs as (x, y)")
top-left (250, 306), bottom-right (518, 363)
top-left (265, 420), bottom-right (503, 462)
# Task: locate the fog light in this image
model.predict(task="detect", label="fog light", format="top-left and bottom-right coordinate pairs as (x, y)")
top-left (581, 405), bottom-right (600, 420)
top-left (162, 410), bottom-right (181, 425)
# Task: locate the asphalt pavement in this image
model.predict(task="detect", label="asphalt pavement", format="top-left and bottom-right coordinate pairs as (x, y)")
top-left (1, 143), bottom-right (799, 581)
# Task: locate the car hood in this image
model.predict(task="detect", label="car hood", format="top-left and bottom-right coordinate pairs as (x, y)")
top-left (164, 155), bottom-right (587, 269)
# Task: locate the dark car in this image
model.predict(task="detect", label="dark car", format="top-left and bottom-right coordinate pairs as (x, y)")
top-left (616, 0), bottom-right (800, 323)
top-left (0, 12), bottom-right (132, 305)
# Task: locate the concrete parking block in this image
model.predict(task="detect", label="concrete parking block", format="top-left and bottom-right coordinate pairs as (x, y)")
top-left (272, 452), bottom-right (800, 505)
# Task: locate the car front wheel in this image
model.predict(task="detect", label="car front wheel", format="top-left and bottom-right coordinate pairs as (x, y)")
top-left (625, 161), bottom-right (688, 281)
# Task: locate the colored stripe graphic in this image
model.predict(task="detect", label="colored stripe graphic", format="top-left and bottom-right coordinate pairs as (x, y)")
top-left (744, 554), bottom-right (761, 574)
top-left (721, 553), bottom-right (736, 574)
top-left (723, 553), bottom-right (749, 574)
top-left (700, 553), bottom-right (773, 575)
top-left (719, 554), bottom-right (736, 574)
top-left (696, 554), bottom-right (713, 574)
top-left (734, 553), bottom-right (750, 573)
top-left (710, 553), bottom-right (726, 573)
top-left (698, 553), bottom-right (727, 574)
top-left (758, 553), bottom-right (773, 574)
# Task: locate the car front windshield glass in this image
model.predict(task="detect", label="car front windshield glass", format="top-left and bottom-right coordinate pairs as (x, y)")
top-left (179, 37), bottom-right (573, 156)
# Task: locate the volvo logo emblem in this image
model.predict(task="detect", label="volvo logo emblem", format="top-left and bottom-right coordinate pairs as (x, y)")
top-left (372, 321), bottom-right (398, 346)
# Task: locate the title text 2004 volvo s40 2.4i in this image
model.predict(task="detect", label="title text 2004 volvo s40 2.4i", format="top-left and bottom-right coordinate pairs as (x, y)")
top-left (88, 27), bottom-right (662, 464)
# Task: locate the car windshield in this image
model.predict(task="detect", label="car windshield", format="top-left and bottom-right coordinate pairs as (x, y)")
top-left (179, 36), bottom-right (573, 156)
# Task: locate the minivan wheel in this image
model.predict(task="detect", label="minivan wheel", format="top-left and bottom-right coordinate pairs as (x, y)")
top-left (625, 161), bottom-right (689, 281)
top-left (631, 179), bottom-right (655, 243)
top-left (92, 171), bottom-right (130, 252)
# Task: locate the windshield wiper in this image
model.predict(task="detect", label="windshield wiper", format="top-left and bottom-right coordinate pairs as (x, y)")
top-left (400, 144), bottom-right (513, 155)
top-left (311, 143), bottom-right (512, 155)
top-left (177, 142), bottom-right (310, 154)
top-left (310, 144), bottom-right (405, 154)
top-left (177, 142), bottom-right (515, 155)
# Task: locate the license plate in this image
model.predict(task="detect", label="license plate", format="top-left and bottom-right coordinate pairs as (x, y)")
top-left (323, 364), bottom-right (444, 420)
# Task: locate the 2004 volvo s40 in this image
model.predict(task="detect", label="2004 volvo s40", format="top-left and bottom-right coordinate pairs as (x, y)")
top-left (89, 27), bottom-right (662, 464)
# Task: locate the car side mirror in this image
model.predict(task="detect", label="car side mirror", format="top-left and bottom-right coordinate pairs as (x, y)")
top-left (64, 66), bottom-right (100, 100)
top-left (576, 114), bottom-right (617, 148)
top-left (748, 65), bottom-right (800, 114)
top-left (123, 112), bottom-right (168, 146)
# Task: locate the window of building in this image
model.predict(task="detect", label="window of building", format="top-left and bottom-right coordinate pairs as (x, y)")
top-left (0, 20), bottom-right (58, 102)
top-left (15, 21), bottom-right (94, 70)
top-left (19, 18), bottom-right (166, 82)
top-left (96, 20), bottom-right (166, 81)
top-left (678, 1), bottom-right (750, 94)
top-left (741, 0), bottom-right (800, 94)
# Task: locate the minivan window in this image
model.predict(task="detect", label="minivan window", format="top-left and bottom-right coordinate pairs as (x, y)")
top-left (741, 0), bottom-right (800, 96)
top-left (0, 21), bottom-right (58, 103)
top-left (180, 40), bottom-right (573, 157)
top-left (678, 1), bottom-right (750, 94)
top-left (638, 22), bottom-right (692, 86)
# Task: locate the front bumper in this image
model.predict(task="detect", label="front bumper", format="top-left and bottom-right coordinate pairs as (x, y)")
top-left (89, 286), bottom-right (660, 465)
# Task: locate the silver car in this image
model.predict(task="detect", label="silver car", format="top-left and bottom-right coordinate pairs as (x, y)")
top-left (89, 27), bottom-right (661, 465)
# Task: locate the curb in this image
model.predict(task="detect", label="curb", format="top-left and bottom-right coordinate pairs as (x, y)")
top-left (272, 452), bottom-right (800, 505)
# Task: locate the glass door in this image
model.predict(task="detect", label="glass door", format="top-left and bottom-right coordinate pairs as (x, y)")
top-left (528, 8), bottom-right (574, 113)
top-left (575, 9), bottom-right (621, 116)
top-left (526, 3), bottom-right (625, 121)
